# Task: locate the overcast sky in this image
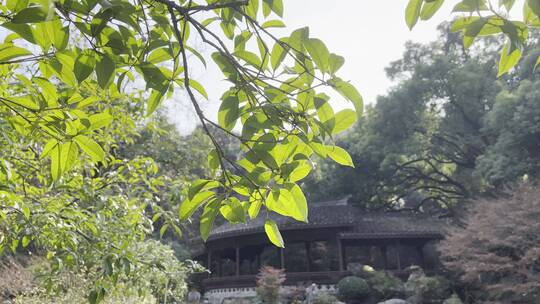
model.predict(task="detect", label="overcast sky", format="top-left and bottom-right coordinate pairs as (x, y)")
top-left (168, 0), bottom-right (458, 134)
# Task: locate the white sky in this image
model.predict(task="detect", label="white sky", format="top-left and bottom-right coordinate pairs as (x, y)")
top-left (168, 0), bottom-right (458, 134)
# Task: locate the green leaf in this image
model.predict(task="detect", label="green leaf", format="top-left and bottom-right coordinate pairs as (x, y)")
top-left (200, 199), bottom-right (220, 241)
top-left (34, 77), bottom-right (57, 107)
top-left (262, 20), bottom-right (286, 28)
top-left (220, 197), bottom-right (245, 223)
top-left (207, 149), bottom-right (220, 170)
top-left (179, 191), bottom-right (214, 221)
top-left (264, 219), bottom-right (284, 247)
top-left (263, 0), bottom-right (283, 17)
top-left (328, 53), bottom-right (345, 74)
top-left (41, 139), bottom-right (58, 159)
top-left (286, 161), bottom-right (312, 182)
top-left (146, 90), bottom-right (164, 116)
top-left (96, 54), bottom-right (116, 89)
top-left (1, 23), bottom-right (35, 44)
top-left (463, 17), bottom-right (488, 48)
top-left (248, 198), bottom-right (263, 219)
top-left (138, 62), bottom-right (169, 93)
top-left (189, 79), bottom-right (208, 99)
top-left (74, 135), bottom-right (105, 162)
top-left (305, 38), bottom-right (330, 73)
top-left (147, 48), bottom-right (172, 64)
top-left (218, 94), bottom-right (240, 131)
top-left (330, 78), bottom-right (363, 118)
top-left (0, 45), bottom-right (32, 63)
top-left (11, 6), bottom-right (47, 24)
top-left (265, 188), bottom-right (306, 222)
top-left (45, 19), bottom-right (69, 50)
top-left (332, 109), bottom-right (357, 134)
top-left (326, 145), bottom-right (354, 167)
top-left (6, 0), bottom-right (29, 12)
top-left (271, 39), bottom-right (287, 71)
top-left (405, 0), bottom-right (423, 29)
top-left (60, 141), bottom-right (79, 174)
top-left (159, 224), bottom-right (169, 238)
top-left (246, 0), bottom-right (259, 19)
top-left (8, 96), bottom-right (39, 110)
top-left (188, 179), bottom-right (220, 200)
top-left (498, 42), bottom-right (521, 76)
top-left (50, 145), bottom-right (61, 181)
top-left (420, 0), bottom-right (443, 20)
top-left (528, 0), bottom-right (540, 17)
top-left (88, 113), bottom-right (113, 130)
top-left (233, 50), bottom-right (263, 68)
top-left (74, 52), bottom-right (96, 83)
top-left (286, 183), bottom-right (308, 222)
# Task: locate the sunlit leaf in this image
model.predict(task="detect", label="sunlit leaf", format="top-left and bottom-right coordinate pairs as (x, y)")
top-left (264, 219), bottom-right (284, 247)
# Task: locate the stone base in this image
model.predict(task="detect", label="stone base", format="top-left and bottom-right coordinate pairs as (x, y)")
top-left (203, 284), bottom-right (338, 304)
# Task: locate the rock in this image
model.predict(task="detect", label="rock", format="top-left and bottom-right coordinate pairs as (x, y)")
top-left (187, 289), bottom-right (201, 303)
top-left (443, 293), bottom-right (463, 304)
top-left (377, 299), bottom-right (411, 304)
top-left (346, 262), bottom-right (364, 276)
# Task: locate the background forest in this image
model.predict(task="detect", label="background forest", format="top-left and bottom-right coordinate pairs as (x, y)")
top-left (304, 25), bottom-right (540, 214)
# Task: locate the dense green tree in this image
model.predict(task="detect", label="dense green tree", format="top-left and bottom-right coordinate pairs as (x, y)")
top-left (305, 26), bottom-right (540, 212)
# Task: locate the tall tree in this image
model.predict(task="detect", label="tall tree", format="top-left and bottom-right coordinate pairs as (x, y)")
top-left (305, 26), bottom-right (540, 212)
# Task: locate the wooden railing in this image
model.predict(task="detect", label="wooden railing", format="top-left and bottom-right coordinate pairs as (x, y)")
top-left (203, 271), bottom-right (351, 289)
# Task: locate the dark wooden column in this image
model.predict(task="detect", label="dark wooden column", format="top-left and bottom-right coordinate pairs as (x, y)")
top-left (305, 242), bottom-right (311, 272)
top-left (280, 248), bottom-right (285, 270)
top-left (381, 245), bottom-right (388, 269)
top-left (207, 249), bottom-right (212, 275)
top-left (342, 244), bottom-right (347, 271)
top-left (337, 238), bottom-right (344, 271)
top-left (217, 251), bottom-right (222, 277)
top-left (396, 240), bottom-right (402, 270)
top-left (417, 244), bottom-right (425, 269)
top-left (235, 246), bottom-right (240, 276)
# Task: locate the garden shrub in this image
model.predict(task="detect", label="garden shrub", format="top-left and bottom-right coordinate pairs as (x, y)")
top-left (365, 270), bottom-right (405, 300)
top-left (313, 292), bottom-right (339, 304)
top-left (404, 267), bottom-right (451, 303)
top-left (337, 276), bottom-right (370, 302)
top-left (11, 240), bottom-right (199, 304)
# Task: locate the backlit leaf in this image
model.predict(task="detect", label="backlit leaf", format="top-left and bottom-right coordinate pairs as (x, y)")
top-left (326, 145), bottom-right (354, 167)
top-left (264, 219), bottom-right (284, 247)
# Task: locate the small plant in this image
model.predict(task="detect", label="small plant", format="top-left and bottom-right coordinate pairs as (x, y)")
top-left (337, 276), bottom-right (370, 302)
top-left (313, 292), bottom-right (339, 304)
top-left (255, 266), bottom-right (285, 304)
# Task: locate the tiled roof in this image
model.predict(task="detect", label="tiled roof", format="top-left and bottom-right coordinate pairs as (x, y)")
top-left (207, 202), bottom-right (442, 241)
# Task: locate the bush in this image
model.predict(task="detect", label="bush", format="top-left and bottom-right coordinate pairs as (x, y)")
top-left (313, 292), bottom-right (339, 304)
top-left (365, 270), bottom-right (405, 300)
top-left (404, 273), bottom-right (451, 302)
top-left (439, 183), bottom-right (540, 303)
top-left (337, 276), bottom-right (370, 302)
top-left (255, 266), bottom-right (285, 304)
top-left (11, 240), bottom-right (200, 304)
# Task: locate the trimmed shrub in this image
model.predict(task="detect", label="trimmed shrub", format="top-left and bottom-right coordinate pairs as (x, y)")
top-left (337, 276), bottom-right (370, 302)
top-left (366, 270), bottom-right (405, 300)
top-left (404, 269), bottom-right (451, 303)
